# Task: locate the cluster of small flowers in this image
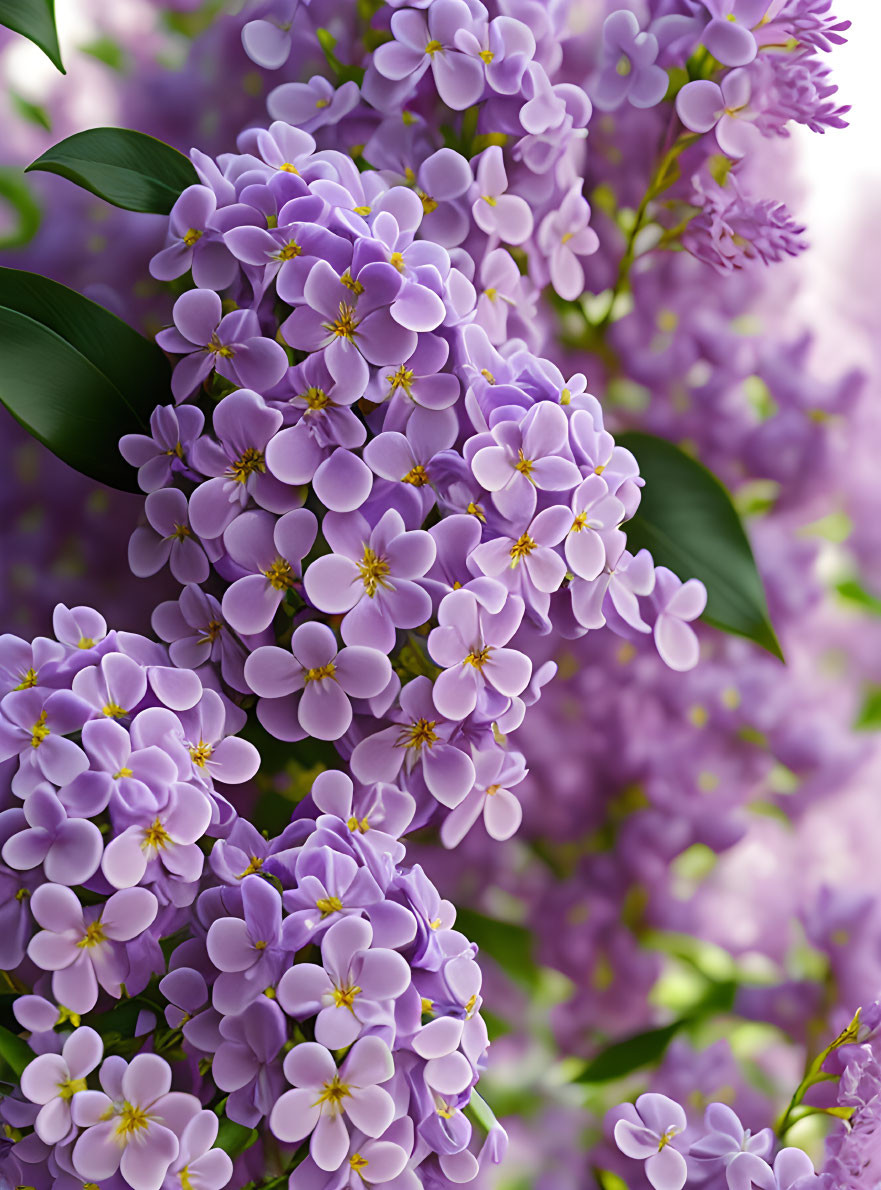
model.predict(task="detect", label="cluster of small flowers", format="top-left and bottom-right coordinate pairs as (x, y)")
top-left (0, 610), bottom-right (503, 1190)
top-left (124, 7), bottom-right (711, 851)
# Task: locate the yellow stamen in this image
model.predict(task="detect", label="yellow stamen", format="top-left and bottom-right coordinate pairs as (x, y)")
top-left (358, 547), bottom-right (392, 597)
top-left (303, 385), bottom-right (331, 411)
top-left (278, 162), bottom-right (299, 174)
top-left (263, 557), bottom-right (296, 591)
top-left (113, 767), bottom-right (133, 780)
top-left (102, 703), bottom-right (128, 719)
top-left (482, 194), bottom-right (497, 207)
top-left (466, 501), bottom-right (486, 522)
top-left (510, 533), bottom-right (536, 563)
top-left (388, 365), bottom-right (414, 394)
top-left (484, 287), bottom-right (497, 302)
top-left (480, 367), bottom-right (495, 384)
top-left (305, 662), bottom-right (336, 683)
top-left (340, 270), bottom-right (365, 295)
top-left (315, 1074), bottom-right (350, 1111)
top-left (353, 205), bottom-right (371, 217)
top-left (77, 921), bottom-right (107, 949)
top-left (170, 523), bottom-right (191, 542)
top-left (389, 251), bottom-right (406, 272)
top-left (464, 994), bottom-right (478, 1017)
top-left (183, 228), bottom-right (202, 247)
top-left (402, 465), bottom-right (429, 486)
top-left (347, 816), bottom-right (370, 834)
top-left (142, 818), bottom-right (171, 852)
top-left (189, 741), bottom-right (213, 768)
top-left (30, 712), bottom-right (50, 748)
top-left (513, 450), bottom-right (533, 477)
top-left (328, 302), bottom-right (359, 340)
top-left (56, 1006), bottom-right (80, 1028)
top-left (115, 1102), bottom-right (151, 1138)
top-left (425, 39), bottom-right (443, 55)
top-left (316, 896), bottom-right (343, 917)
top-left (14, 668), bottom-right (38, 690)
top-left (78, 637), bottom-right (96, 649)
top-left (229, 447), bottom-right (265, 484)
top-left (57, 1077), bottom-right (87, 1101)
top-left (417, 189), bottom-right (438, 215)
top-left (571, 513), bottom-right (588, 532)
top-left (238, 856), bottom-right (264, 878)
top-left (464, 646), bottom-right (491, 669)
top-left (207, 334), bottom-right (235, 359)
top-left (332, 983), bottom-right (361, 1010)
top-left (350, 1153), bottom-right (369, 1176)
top-left (479, 49), bottom-right (495, 63)
top-left (197, 620), bottom-right (223, 645)
top-left (397, 718), bottom-right (439, 751)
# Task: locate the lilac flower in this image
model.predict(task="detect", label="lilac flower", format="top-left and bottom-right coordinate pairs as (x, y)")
top-left (409, 147), bottom-right (474, 248)
top-left (698, 0), bottom-right (779, 67)
top-left (373, 1), bottom-right (486, 111)
top-left (440, 747), bottom-right (527, 848)
top-left (170, 689), bottom-right (261, 786)
top-left (236, 121), bottom-right (318, 180)
top-left (206, 876), bottom-right (287, 1012)
top-left (363, 418), bottom-right (457, 506)
top-left (244, 621), bottom-right (392, 741)
top-left (475, 248), bottom-right (534, 345)
top-left (66, 716), bottom-right (177, 820)
top-left (27, 884), bottom-right (158, 1012)
top-left (690, 1102), bottom-right (774, 1170)
top-left (120, 405), bottom-right (205, 494)
top-left (650, 567), bottom-right (707, 672)
top-left (71, 1053), bottom-right (198, 1190)
top-left (281, 259), bottom-right (416, 397)
top-left (128, 488), bottom-right (209, 585)
top-left (71, 651), bottom-right (148, 720)
top-left (20, 1026), bottom-right (103, 1144)
top-left (471, 505), bottom-right (571, 605)
top-left (221, 508), bottom-right (318, 634)
top-left (101, 784), bottom-right (212, 892)
top-left (151, 585), bottom-right (247, 692)
top-left (187, 389), bottom-right (299, 539)
top-left (0, 688), bottom-right (91, 791)
top-left (277, 915), bottom-right (410, 1049)
top-left (536, 185), bottom-right (599, 301)
top-left (304, 509), bottom-right (435, 652)
top-left (562, 475), bottom-right (625, 581)
top-left (269, 1037), bottom-right (396, 1172)
top-left (727, 1148), bottom-right (820, 1190)
top-left (268, 76), bottom-right (361, 133)
top-left (684, 177), bottom-right (807, 272)
top-left (1, 786), bottom-right (103, 886)
top-left (372, 334), bottom-right (461, 436)
top-left (241, 2), bottom-right (301, 70)
top-left (614, 1093), bottom-right (689, 1190)
top-left (454, 13), bottom-right (536, 95)
top-left (594, 10), bottom-right (669, 111)
top-left (570, 540), bottom-right (656, 633)
top-left (212, 996), bottom-right (288, 1125)
top-left (471, 146), bottom-right (533, 245)
top-left (149, 184), bottom-right (237, 290)
top-left (350, 675), bottom-right (476, 809)
top-left (469, 403), bottom-right (580, 520)
top-left (369, 196), bottom-right (449, 333)
top-left (290, 1119), bottom-right (414, 1190)
top-left (428, 589), bottom-right (531, 719)
top-left (676, 70), bottom-right (760, 158)
top-left (156, 289), bottom-right (289, 403)
top-left (160, 1111), bottom-right (233, 1190)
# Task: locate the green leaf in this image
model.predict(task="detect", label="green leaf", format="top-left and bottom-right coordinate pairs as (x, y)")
top-left (576, 1020), bottom-right (682, 1083)
top-left (0, 1024), bottom-right (35, 1079)
top-left (215, 1115), bottom-right (260, 1158)
top-left (0, 168), bottom-right (41, 250)
top-left (0, 267), bottom-right (171, 491)
top-left (618, 431), bottom-right (782, 659)
top-left (27, 127), bottom-right (198, 214)
top-left (454, 908), bottom-right (541, 991)
top-left (855, 685), bottom-right (881, 731)
top-left (0, 0), bottom-right (63, 71)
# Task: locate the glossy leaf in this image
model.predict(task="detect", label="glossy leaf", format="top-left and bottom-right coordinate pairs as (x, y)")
top-left (0, 1024), bottom-right (35, 1079)
top-left (0, 0), bottom-right (63, 72)
top-left (619, 431), bottom-right (783, 659)
top-left (454, 908), bottom-right (541, 991)
top-left (0, 267), bottom-right (171, 491)
top-left (27, 126), bottom-right (198, 214)
top-left (577, 1020), bottom-right (682, 1083)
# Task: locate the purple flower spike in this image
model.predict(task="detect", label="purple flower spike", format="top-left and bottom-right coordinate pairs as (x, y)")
top-left (614, 1093), bottom-right (689, 1190)
top-left (277, 915), bottom-right (410, 1049)
top-left (128, 488), bottom-right (209, 585)
top-left (373, 0), bottom-right (486, 111)
top-left (471, 146), bottom-right (533, 245)
top-left (244, 621), bottom-right (392, 742)
top-left (469, 402), bottom-right (580, 520)
top-left (594, 10), bottom-right (669, 112)
top-left (676, 70), bottom-right (759, 158)
top-left (72, 1052), bottom-right (199, 1190)
top-left (222, 508), bottom-right (318, 634)
top-left (304, 509), bottom-right (435, 652)
top-left (2, 787), bottom-right (103, 886)
top-left (428, 589), bottom-right (531, 720)
top-left (120, 404), bottom-right (205, 494)
top-left (20, 1026), bottom-right (103, 1144)
top-left (650, 567), bottom-right (707, 672)
top-left (269, 1037), bottom-right (396, 1172)
top-left (28, 884), bottom-right (158, 1013)
top-left (157, 289), bottom-right (289, 403)
top-left (149, 184), bottom-right (237, 291)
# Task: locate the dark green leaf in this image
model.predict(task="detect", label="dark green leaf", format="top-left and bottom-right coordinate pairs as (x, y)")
top-left (0, 168), bottom-right (41, 250)
top-left (0, 267), bottom-right (171, 491)
top-left (577, 1021), bottom-right (682, 1083)
top-left (837, 577), bottom-right (881, 617)
top-left (0, 1024), bottom-right (35, 1079)
top-left (855, 686), bottom-right (881, 731)
top-left (215, 1115), bottom-right (260, 1157)
top-left (0, 0), bottom-right (63, 71)
top-left (454, 908), bottom-right (541, 991)
top-left (11, 92), bottom-right (51, 131)
top-left (618, 431), bottom-right (782, 659)
top-left (27, 127), bottom-right (198, 214)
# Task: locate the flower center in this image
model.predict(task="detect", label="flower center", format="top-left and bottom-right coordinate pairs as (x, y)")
top-left (303, 385), bottom-right (331, 411)
top-left (229, 447), bottom-right (265, 484)
top-left (57, 1076), bottom-right (88, 1101)
top-left (305, 662), bottom-right (336, 683)
top-left (332, 983), bottom-right (361, 1010)
top-left (398, 718), bottom-right (439, 751)
top-left (78, 636), bottom-right (95, 649)
top-left (388, 365), bottom-right (414, 394)
top-left (479, 49), bottom-right (495, 63)
top-left (417, 189), bottom-right (438, 215)
top-left (389, 251), bottom-right (406, 272)
top-left (481, 367), bottom-right (495, 383)
top-left (30, 711), bottom-right (50, 748)
top-left (328, 302), bottom-right (359, 340)
top-left (198, 619), bottom-right (224, 645)
top-left (465, 646), bottom-right (491, 669)
top-left (276, 239), bottom-right (302, 261)
top-left (482, 194), bottom-right (497, 207)
top-left (102, 702), bottom-right (128, 719)
top-left (238, 856), bottom-right (264, 878)
top-left (316, 1074), bottom-right (351, 1112)
top-left (347, 815), bottom-right (370, 833)
top-left (425, 38), bottom-right (443, 55)
top-left (316, 895), bottom-right (343, 917)
top-left (616, 54), bottom-right (631, 76)
top-left (466, 501), bottom-right (486, 521)
top-left (113, 767), bottom-right (133, 780)
top-left (14, 667), bottom-right (38, 690)
top-left (403, 464), bottom-right (429, 486)
top-left (571, 513), bottom-right (588, 532)
top-left (350, 1152), bottom-right (369, 1177)
top-left (207, 334), bottom-right (235, 358)
top-left (513, 450), bottom-right (534, 477)
top-left (77, 921), bottom-right (106, 949)
top-left (171, 523), bottom-right (191, 542)
top-left (263, 556), bottom-right (296, 591)
top-left (115, 1102), bottom-right (151, 1139)
top-left (484, 287), bottom-right (497, 302)
top-left (189, 740), bottom-right (213, 767)
top-left (278, 162), bottom-right (299, 173)
top-left (183, 227), bottom-right (202, 247)
top-left (340, 270), bottom-right (365, 295)
top-left (658, 1126), bottom-right (679, 1151)
top-left (358, 546), bottom-right (392, 597)
top-left (142, 818), bottom-right (171, 851)
top-left (510, 533), bottom-right (536, 563)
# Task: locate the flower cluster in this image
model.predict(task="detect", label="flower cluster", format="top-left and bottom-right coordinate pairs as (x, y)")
top-left (0, 612), bottom-right (504, 1190)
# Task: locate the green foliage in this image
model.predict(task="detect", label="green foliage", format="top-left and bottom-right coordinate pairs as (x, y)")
top-left (619, 431), bottom-right (782, 659)
top-left (0, 0), bottom-right (63, 71)
top-left (0, 1023), bottom-right (35, 1079)
top-left (28, 127), bottom-right (199, 214)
